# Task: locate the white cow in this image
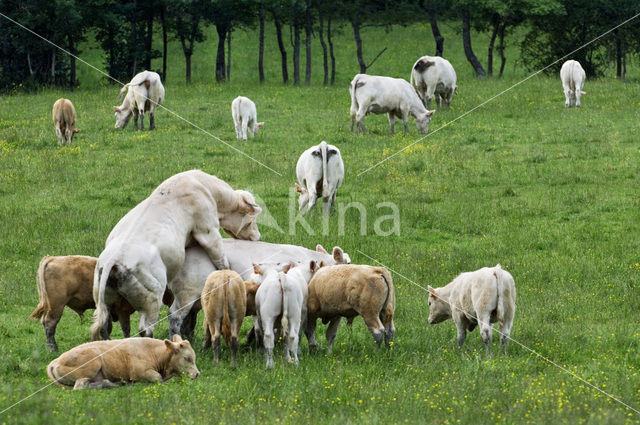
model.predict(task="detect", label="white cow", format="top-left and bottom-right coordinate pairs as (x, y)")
top-left (91, 170), bottom-right (262, 340)
top-left (52, 98), bottom-right (79, 145)
top-left (166, 241), bottom-right (350, 338)
top-left (560, 60), bottom-right (586, 108)
top-left (349, 74), bottom-right (435, 134)
top-left (295, 141), bottom-right (344, 215)
top-left (427, 264), bottom-right (516, 354)
top-left (114, 70), bottom-right (165, 130)
top-left (231, 96), bottom-right (263, 140)
top-left (410, 56), bottom-right (457, 109)
top-left (251, 264), bottom-right (286, 368)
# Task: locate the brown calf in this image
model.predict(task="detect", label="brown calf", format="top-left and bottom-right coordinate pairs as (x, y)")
top-left (52, 98), bottom-right (79, 145)
top-left (306, 265), bottom-right (395, 354)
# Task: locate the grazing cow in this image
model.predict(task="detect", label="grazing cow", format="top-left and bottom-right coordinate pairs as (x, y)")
top-left (306, 265), bottom-right (395, 354)
top-left (201, 270), bottom-right (247, 368)
top-left (560, 60), bottom-right (586, 108)
top-left (231, 96), bottom-right (264, 140)
top-left (427, 264), bottom-right (516, 354)
top-left (30, 255), bottom-right (175, 351)
top-left (47, 335), bottom-right (199, 389)
top-left (295, 141), bottom-right (344, 215)
top-left (349, 74), bottom-right (435, 135)
top-left (167, 241), bottom-right (349, 339)
top-left (114, 70), bottom-right (165, 130)
top-left (91, 170), bottom-right (261, 341)
top-left (410, 56), bottom-right (457, 109)
top-left (52, 98), bottom-right (79, 145)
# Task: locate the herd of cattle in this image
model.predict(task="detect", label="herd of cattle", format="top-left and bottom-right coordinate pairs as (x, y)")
top-left (33, 53), bottom-right (590, 389)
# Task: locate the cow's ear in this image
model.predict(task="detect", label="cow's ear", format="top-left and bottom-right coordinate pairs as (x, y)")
top-left (113, 106), bottom-right (120, 112)
top-left (426, 110), bottom-right (435, 117)
top-left (164, 339), bottom-right (178, 353)
top-left (283, 262), bottom-right (295, 274)
top-left (172, 334), bottom-right (183, 343)
top-left (332, 246), bottom-right (345, 263)
top-left (295, 183), bottom-right (304, 194)
top-left (309, 260), bottom-right (317, 273)
top-left (253, 264), bottom-right (261, 275)
top-left (428, 285), bottom-right (437, 297)
top-left (257, 122), bottom-right (264, 128)
top-left (239, 192), bottom-right (261, 216)
top-left (316, 244), bottom-right (328, 255)
top-left (73, 129), bottom-right (80, 133)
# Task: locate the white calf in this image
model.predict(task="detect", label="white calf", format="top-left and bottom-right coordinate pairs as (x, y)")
top-left (231, 96), bottom-right (263, 140)
top-left (560, 60), bottom-right (586, 108)
top-left (410, 56), bottom-right (457, 109)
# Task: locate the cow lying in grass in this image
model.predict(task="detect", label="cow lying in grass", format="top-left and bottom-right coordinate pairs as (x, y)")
top-left (427, 264), bottom-right (516, 354)
top-left (47, 335), bottom-right (199, 390)
top-left (306, 264), bottom-right (395, 354)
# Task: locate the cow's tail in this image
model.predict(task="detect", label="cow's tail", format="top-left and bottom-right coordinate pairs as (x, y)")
top-left (410, 58), bottom-right (420, 86)
top-left (30, 256), bottom-right (52, 320)
top-left (320, 141), bottom-right (329, 197)
top-left (222, 276), bottom-right (231, 338)
top-left (494, 264), bottom-right (505, 323)
top-left (117, 84), bottom-right (130, 101)
top-left (91, 259), bottom-right (116, 341)
top-left (379, 269), bottom-right (394, 324)
top-left (280, 276), bottom-right (288, 339)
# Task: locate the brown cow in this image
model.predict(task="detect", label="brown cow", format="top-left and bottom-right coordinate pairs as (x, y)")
top-left (52, 98), bottom-right (79, 145)
top-left (47, 335), bottom-right (199, 389)
top-left (201, 270), bottom-right (247, 368)
top-left (306, 265), bottom-right (395, 354)
top-left (30, 255), bottom-right (173, 351)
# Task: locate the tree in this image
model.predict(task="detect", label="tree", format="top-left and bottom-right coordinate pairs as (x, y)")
top-left (271, 1), bottom-right (289, 83)
top-left (258, 0), bottom-right (266, 83)
top-left (168, 0), bottom-right (207, 84)
top-left (457, 1), bottom-right (486, 78)
top-left (207, 0), bottom-right (255, 82)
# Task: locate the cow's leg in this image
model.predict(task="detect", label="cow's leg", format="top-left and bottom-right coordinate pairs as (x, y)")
top-left (230, 321), bottom-right (241, 369)
top-left (55, 123), bottom-right (64, 146)
top-left (65, 128), bottom-right (73, 145)
top-left (350, 109), bottom-right (356, 132)
top-left (193, 226), bottom-right (228, 270)
top-left (212, 319), bottom-right (222, 364)
top-left (118, 311), bottom-right (131, 338)
top-left (453, 312), bottom-right (467, 348)
top-left (500, 313), bottom-right (514, 355)
top-left (241, 119), bottom-right (248, 141)
top-left (361, 311), bottom-right (385, 348)
top-left (355, 106), bottom-right (367, 134)
top-left (383, 317), bottom-right (395, 349)
top-left (304, 316), bottom-right (319, 351)
top-left (133, 109), bottom-right (139, 129)
top-left (203, 323), bottom-right (212, 351)
top-left (253, 315), bottom-right (265, 354)
top-left (478, 312), bottom-right (493, 355)
top-left (262, 317), bottom-right (275, 368)
top-left (139, 109), bottom-right (145, 130)
top-left (86, 379), bottom-right (121, 389)
top-left (401, 110), bottom-right (410, 133)
top-left (325, 317), bottom-right (342, 354)
top-left (387, 113), bottom-right (395, 135)
top-left (72, 378), bottom-right (92, 390)
top-left (181, 307), bottom-right (198, 342)
top-left (287, 318), bottom-right (300, 365)
top-left (425, 85), bottom-right (436, 110)
top-left (149, 109), bottom-right (155, 130)
top-left (169, 297), bottom-right (193, 338)
top-left (140, 369), bottom-right (163, 382)
top-left (42, 308), bottom-right (64, 351)
top-left (575, 86), bottom-right (582, 107)
top-left (303, 185), bottom-right (318, 214)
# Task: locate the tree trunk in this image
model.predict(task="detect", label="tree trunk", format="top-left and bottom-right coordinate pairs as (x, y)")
top-left (462, 9), bottom-right (485, 78)
top-left (51, 49), bottom-right (56, 83)
top-left (622, 50), bottom-right (626, 79)
top-left (185, 52), bottom-right (192, 84)
top-left (428, 6), bottom-right (444, 57)
top-left (131, 0), bottom-right (138, 75)
top-left (258, 3), bottom-right (265, 83)
top-left (615, 28), bottom-right (622, 79)
top-left (351, 18), bottom-right (366, 73)
top-left (215, 25), bottom-right (227, 82)
top-left (498, 22), bottom-right (506, 77)
top-left (67, 32), bottom-right (76, 87)
top-left (144, 8), bottom-right (153, 70)
top-left (27, 52), bottom-right (34, 76)
top-left (487, 14), bottom-right (500, 77)
top-left (328, 16), bottom-right (335, 84)
top-left (319, 13), bottom-right (328, 85)
top-left (180, 37), bottom-right (193, 84)
top-left (161, 7), bottom-right (168, 81)
top-left (272, 8), bottom-right (288, 83)
top-left (227, 29), bottom-right (231, 81)
top-left (305, 0), bottom-right (312, 85)
top-left (293, 1), bottom-right (301, 85)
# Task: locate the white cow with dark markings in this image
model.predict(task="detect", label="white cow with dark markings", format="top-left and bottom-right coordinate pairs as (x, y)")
top-left (410, 55), bottom-right (457, 109)
top-left (295, 141), bottom-right (344, 215)
top-left (350, 74), bottom-right (435, 135)
top-left (114, 70), bottom-right (165, 130)
top-left (560, 60), bottom-right (586, 108)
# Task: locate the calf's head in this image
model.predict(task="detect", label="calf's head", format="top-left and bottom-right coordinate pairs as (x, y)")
top-left (164, 335), bottom-right (200, 379)
top-left (113, 107), bottom-right (132, 129)
top-left (427, 286), bottom-right (451, 324)
top-left (295, 184), bottom-right (309, 211)
top-left (221, 190), bottom-right (262, 241)
top-left (415, 110), bottom-right (435, 134)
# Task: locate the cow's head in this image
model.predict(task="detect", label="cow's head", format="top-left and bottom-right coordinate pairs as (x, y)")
top-left (71, 128), bottom-right (80, 142)
top-left (316, 244), bottom-right (350, 264)
top-left (113, 106), bottom-right (132, 129)
top-left (295, 183), bottom-right (309, 211)
top-left (253, 121), bottom-right (265, 134)
top-left (415, 109), bottom-right (435, 134)
top-left (221, 190), bottom-right (262, 241)
top-left (164, 335), bottom-right (200, 379)
top-left (427, 286), bottom-right (451, 324)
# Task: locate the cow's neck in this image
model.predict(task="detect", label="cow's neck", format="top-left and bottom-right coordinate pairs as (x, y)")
top-left (156, 349), bottom-right (172, 380)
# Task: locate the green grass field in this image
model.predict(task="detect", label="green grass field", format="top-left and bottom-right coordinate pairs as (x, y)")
top-left (1, 21), bottom-right (640, 424)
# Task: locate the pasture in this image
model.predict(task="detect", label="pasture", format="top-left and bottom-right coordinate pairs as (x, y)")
top-left (1, 22), bottom-right (640, 424)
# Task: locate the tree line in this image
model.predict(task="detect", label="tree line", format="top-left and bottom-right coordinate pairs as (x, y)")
top-left (0, 0), bottom-right (638, 90)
